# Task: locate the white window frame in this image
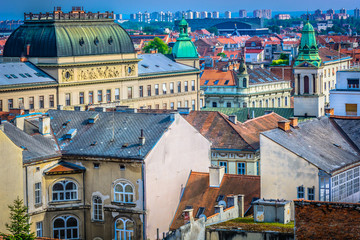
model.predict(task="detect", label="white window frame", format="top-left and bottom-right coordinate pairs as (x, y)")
top-left (93, 195), bottom-right (103, 221)
top-left (36, 221), bottom-right (43, 237)
top-left (35, 182), bottom-right (41, 205)
top-left (114, 182), bottom-right (134, 203)
top-left (52, 180), bottom-right (78, 202)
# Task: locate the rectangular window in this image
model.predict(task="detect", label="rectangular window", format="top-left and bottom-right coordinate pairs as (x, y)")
top-left (346, 104), bottom-right (357, 116)
top-left (178, 101), bottom-right (181, 108)
top-left (36, 222), bottom-right (42, 237)
top-left (139, 86), bottom-right (143, 97)
top-left (65, 93), bottom-right (71, 106)
top-left (200, 99), bottom-right (203, 108)
top-left (308, 187), bottom-right (315, 200)
top-left (219, 161), bottom-right (227, 173)
top-left (170, 102), bottom-right (174, 110)
top-left (8, 99), bottom-right (13, 110)
top-left (177, 81), bottom-right (181, 93)
top-left (191, 80), bottom-right (195, 91)
top-left (49, 95), bottom-right (54, 108)
top-left (195, 207), bottom-right (205, 218)
top-left (29, 97), bottom-right (34, 109)
top-left (89, 91), bottom-right (94, 104)
top-left (162, 83), bottom-right (167, 94)
top-left (18, 98), bottom-right (24, 109)
top-left (185, 100), bottom-right (189, 107)
top-left (127, 87), bottom-right (133, 99)
top-left (147, 85), bottom-right (151, 96)
top-left (106, 89), bottom-right (111, 102)
top-left (115, 88), bottom-right (120, 100)
top-left (170, 82), bottom-right (174, 94)
top-left (297, 186), bottom-right (305, 199)
top-left (192, 100), bottom-right (195, 110)
top-left (163, 103), bottom-right (167, 109)
top-left (39, 96), bottom-right (44, 109)
top-left (35, 182), bottom-right (41, 205)
top-left (155, 104), bottom-right (160, 109)
top-left (79, 92), bottom-right (84, 104)
top-left (285, 97), bottom-right (288, 106)
top-left (0, 100), bottom-right (2, 111)
top-left (185, 81), bottom-right (188, 92)
top-left (97, 90), bottom-right (102, 102)
top-left (237, 162), bottom-right (246, 175)
top-left (155, 84), bottom-right (159, 95)
top-left (320, 176), bottom-right (330, 201)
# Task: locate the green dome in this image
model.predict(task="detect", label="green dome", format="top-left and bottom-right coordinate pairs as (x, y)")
top-left (172, 17), bottom-right (198, 59)
top-left (4, 19), bottom-right (135, 57)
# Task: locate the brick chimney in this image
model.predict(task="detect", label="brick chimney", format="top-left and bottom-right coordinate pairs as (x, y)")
top-left (325, 108), bottom-right (334, 116)
top-left (39, 116), bottom-right (51, 135)
top-left (289, 117), bottom-right (298, 128)
top-left (209, 165), bottom-right (225, 188)
top-left (278, 120), bottom-right (291, 132)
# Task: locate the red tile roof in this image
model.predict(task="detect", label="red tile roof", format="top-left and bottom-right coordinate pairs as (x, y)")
top-left (170, 172), bottom-right (260, 230)
top-left (245, 49), bottom-right (264, 54)
top-left (200, 69), bottom-right (236, 86)
top-left (319, 47), bottom-right (351, 62)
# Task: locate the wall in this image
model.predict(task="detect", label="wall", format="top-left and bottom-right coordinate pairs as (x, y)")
top-left (206, 229), bottom-right (294, 240)
top-left (294, 95), bottom-right (325, 117)
top-left (145, 115), bottom-right (211, 239)
top-left (330, 91), bottom-right (360, 116)
top-left (0, 129), bottom-right (24, 233)
top-left (211, 151), bottom-right (259, 175)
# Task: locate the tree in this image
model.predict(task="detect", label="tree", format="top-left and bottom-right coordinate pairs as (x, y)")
top-left (0, 197), bottom-right (35, 240)
top-left (142, 37), bottom-right (170, 54)
top-left (207, 26), bottom-right (219, 35)
top-left (217, 52), bottom-right (226, 58)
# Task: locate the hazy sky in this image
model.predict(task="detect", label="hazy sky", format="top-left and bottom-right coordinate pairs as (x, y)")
top-left (1, 0), bottom-right (359, 19)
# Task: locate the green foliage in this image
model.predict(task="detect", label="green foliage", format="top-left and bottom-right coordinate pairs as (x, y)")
top-left (268, 25), bottom-right (281, 34)
top-left (0, 197), bottom-right (35, 240)
top-left (279, 53), bottom-right (289, 60)
top-left (206, 26), bottom-right (218, 35)
top-left (119, 21), bottom-right (174, 34)
top-left (217, 52), bottom-right (226, 57)
top-left (143, 37), bottom-right (170, 54)
top-left (271, 59), bottom-right (289, 66)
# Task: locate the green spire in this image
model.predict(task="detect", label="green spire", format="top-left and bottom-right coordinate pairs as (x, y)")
top-left (172, 17), bottom-right (199, 59)
top-left (294, 21), bottom-right (322, 67)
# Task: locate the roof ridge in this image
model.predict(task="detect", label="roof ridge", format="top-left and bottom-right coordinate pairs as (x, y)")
top-left (241, 112), bottom-right (284, 125)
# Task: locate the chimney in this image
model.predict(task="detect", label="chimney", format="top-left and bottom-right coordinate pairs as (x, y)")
top-left (57, 105), bottom-right (63, 110)
top-left (278, 120), bottom-right (291, 132)
top-left (139, 129), bottom-right (145, 146)
top-left (214, 205), bottom-right (224, 214)
top-left (74, 106), bottom-right (84, 111)
top-left (170, 112), bottom-right (180, 121)
top-left (325, 108), bottom-right (334, 116)
top-left (94, 107), bottom-right (105, 112)
top-left (39, 116), bottom-right (51, 135)
top-left (15, 117), bottom-right (25, 131)
top-left (229, 115), bottom-right (237, 124)
top-left (237, 194), bottom-right (245, 218)
top-left (183, 209), bottom-right (194, 225)
top-left (289, 117), bottom-right (298, 128)
top-left (209, 165), bottom-right (225, 188)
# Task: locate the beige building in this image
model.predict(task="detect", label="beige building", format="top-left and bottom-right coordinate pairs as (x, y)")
top-left (0, 110), bottom-right (211, 239)
top-left (1, 9), bottom-right (202, 113)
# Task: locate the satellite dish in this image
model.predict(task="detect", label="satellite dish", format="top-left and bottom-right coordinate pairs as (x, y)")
top-left (219, 200), bottom-right (227, 208)
top-left (199, 214), bottom-right (207, 221)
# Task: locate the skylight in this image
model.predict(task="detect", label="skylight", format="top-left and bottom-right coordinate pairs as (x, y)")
top-left (4, 74), bottom-right (12, 79)
top-left (214, 80), bottom-right (219, 85)
top-left (204, 80), bottom-right (209, 85)
top-left (10, 74), bottom-right (18, 79)
top-left (224, 80), bottom-right (229, 85)
top-left (25, 73), bottom-right (32, 77)
top-left (19, 74), bottom-right (27, 78)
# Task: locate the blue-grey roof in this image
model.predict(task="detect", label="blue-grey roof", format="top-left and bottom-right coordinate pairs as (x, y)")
top-left (0, 62), bottom-right (56, 87)
top-left (138, 54), bottom-right (197, 76)
top-left (2, 121), bottom-right (60, 163)
top-left (47, 110), bottom-right (174, 160)
top-left (262, 117), bottom-right (360, 174)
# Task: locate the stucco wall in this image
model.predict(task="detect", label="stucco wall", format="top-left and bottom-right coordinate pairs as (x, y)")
top-left (145, 115), bottom-right (211, 239)
top-left (330, 91), bottom-right (360, 116)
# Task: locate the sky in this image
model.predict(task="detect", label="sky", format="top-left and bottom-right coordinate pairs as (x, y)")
top-left (1, 0), bottom-right (359, 20)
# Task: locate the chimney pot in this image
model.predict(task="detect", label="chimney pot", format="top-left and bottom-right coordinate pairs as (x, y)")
top-left (289, 117), bottom-right (298, 128)
top-left (229, 115), bottom-right (237, 124)
top-left (139, 129), bottom-right (145, 146)
top-left (278, 120), bottom-right (291, 132)
top-left (209, 165), bottom-right (225, 187)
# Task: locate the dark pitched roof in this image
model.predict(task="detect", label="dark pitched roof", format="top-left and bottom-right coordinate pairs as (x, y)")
top-left (44, 161), bottom-right (86, 175)
top-left (262, 117), bottom-right (360, 173)
top-left (331, 117), bottom-right (360, 152)
top-left (170, 172), bottom-right (260, 230)
top-left (47, 110), bottom-right (173, 160)
top-left (318, 47), bottom-right (351, 63)
top-left (246, 67), bottom-right (283, 85)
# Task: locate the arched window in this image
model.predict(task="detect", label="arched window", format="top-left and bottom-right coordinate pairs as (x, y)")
top-left (114, 182), bottom-right (134, 203)
top-left (52, 180), bottom-right (78, 201)
top-left (93, 196), bottom-right (103, 221)
top-left (115, 218), bottom-right (134, 240)
top-left (53, 216), bottom-right (79, 239)
top-left (252, 101), bottom-right (255, 107)
top-left (243, 78), bottom-right (247, 88)
top-left (304, 76), bottom-right (309, 94)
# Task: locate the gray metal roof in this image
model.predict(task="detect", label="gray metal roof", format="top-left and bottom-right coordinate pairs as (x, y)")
top-left (47, 110), bottom-right (174, 160)
top-left (2, 121), bottom-right (60, 163)
top-left (262, 117), bottom-right (360, 174)
top-left (138, 54), bottom-right (197, 76)
top-left (0, 62), bottom-right (56, 87)
top-left (332, 118), bottom-right (360, 152)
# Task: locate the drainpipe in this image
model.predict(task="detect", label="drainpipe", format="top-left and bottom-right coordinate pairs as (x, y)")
top-left (25, 166), bottom-right (29, 209)
top-left (142, 162), bottom-right (146, 240)
top-left (83, 171), bottom-right (86, 240)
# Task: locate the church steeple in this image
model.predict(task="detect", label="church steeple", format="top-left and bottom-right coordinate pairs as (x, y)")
top-left (294, 20), bottom-right (322, 67)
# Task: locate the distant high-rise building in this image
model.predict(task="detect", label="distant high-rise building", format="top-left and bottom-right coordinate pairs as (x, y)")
top-left (193, 11), bottom-right (201, 19)
top-left (314, 9), bottom-right (322, 15)
top-left (225, 11), bottom-right (231, 19)
top-left (207, 12), bottom-right (213, 18)
top-left (165, 11), bottom-right (173, 22)
top-left (327, 9), bottom-right (335, 15)
top-left (275, 14), bottom-right (290, 20)
top-left (151, 12), bottom-right (160, 21)
top-left (175, 11), bottom-right (183, 20)
top-left (186, 10), bottom-right (193, 19)
top-left (201, 11), bottom-right (208, 19)
top-left (253, 9), bottom-right (262, 18)
top-left (136, 12), bottom-right (142, 22)
top-left (114, 14), bottom-right (122, 20)
top-left (130, 13), bottom-right (136, 21)
top-left (355, 8), bottom-right (360, 19)
top-left (143, 12), bottom-right (150, 22)
top-left (340, 8), bottom-right (346, 14)
top-left (213, 11), bottom-right (219, 18)
top-left (262, 9), bottom-right (272, 19)
top-left (239, 9), bottom-right (247, 18)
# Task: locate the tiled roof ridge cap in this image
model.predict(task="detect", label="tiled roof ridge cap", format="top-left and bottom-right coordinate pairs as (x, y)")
top-left (241, 112), bottom-right (284, 125)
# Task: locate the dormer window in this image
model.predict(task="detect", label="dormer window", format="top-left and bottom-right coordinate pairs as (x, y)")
top-left (52, 180), bottom-right (78, 201)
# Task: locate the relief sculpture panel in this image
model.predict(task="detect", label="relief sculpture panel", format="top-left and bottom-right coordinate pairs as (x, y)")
top-left (77, 65), bottom-right (122, 81)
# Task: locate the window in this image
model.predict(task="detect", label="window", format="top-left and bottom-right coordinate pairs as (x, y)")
top-left (36, 222), bottom-right (43, 237)
top-left (52, 180), bottom-right (78, 201)
top-left (278, 98), bottom-right (281, 107)
top-left (219, 161), bottom-right (227, 173)
top-left (324, 82), bottom-right (327, 90)
top-left (53, 216), bottom-right (79, 239)
top-left (304, 76), bottom-right (309, 94)
top-left (79, 92), bottom-right (84, 104)
top-left (170, 82), bottom-right (174, 93)
top-left (192, 100), bottom-right (195, 110)
top-left (212, 102), bottom-right (217, 107)
top-left (177, 81), bottom-right (181, 93)
top-left (29, 97), bottom-right (34, 110)
top-left (185, 100), bottom-right (188, 108)
top-left (259, 100), bottom-right (262, 107)
top-left (39, 96), bottom-right (44, 109)
top-left (93, 163), bottom-right (100, 169)
top-left (285, 97), bottom-right (288, 106)
top-left (308, 187), bottom-right (315, 200)
top-left (191, 80), bottom-right (195, 91)
top-left (320, 176), bottom-right (330, 201)
top-left (226, 102), bottom-right (231, 108)
top-left (195, 207), bottom-right (205, 218)
top-left (155, 84), bottom-right (159, 95)
top-left (127, 87), bottom-right (132, 99)
top-left (93, 196), bottom-right (103, 221)
top-left (106, 89), bottom-right (111, 102)
top-left (297, 186), bottom-right (304, 199)
top-left (97, 90), bottom-right (102, 102)
top-left (237, 162), bottom-right (246, 175)
top-left (115, 218), bottom-right (134, 240)
top-left (252, 101), bottom-right (255, 107)
top-left (200, 99), bottom-right (203, 108)
top-left (49, 95), bottom-right (54, 108)
top-left (346, 104), bottom-right (357, 116)
top-left (18, 98), bottom-right (24, 109)
top-left (178, 101), bottom-right (181, 108)
top-left (0, 100), bottom-right (2, 111)
top-left (266, 99), bottom-right (269, 107)
top-left (89, 91), bottom-right (94, 104)
top-left (35, 182), bottom-right (41, 205)
top-left (147, 85), bottom-right (151, 96)
top-left (65, 93), bottom-right (71, 106)
top-left (271, 99), bottom-right (274, 107)
top-left (162, 83), bottom-right (167, 94)
top-left (114, 182), bottom-right (134, 203)
top-left (243, 78), bottom-right (247, 88)
top-left (139, 86), bottom-right (143, 98)
top-left (115, 88), bottom-right (120, 100)
top-left (185, 81), bottom-right (188, 92)
top-left (8, 99), bottom-right (13, 110)
top-left (170, 102), bottom-right (174, 110)
top-left (204, 80), bottom-right (209, 85)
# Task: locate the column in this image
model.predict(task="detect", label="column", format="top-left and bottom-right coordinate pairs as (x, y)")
top-left (295, 74), bottom-right (299, 96)
top-left (300, 75), bottom-right (304, 95)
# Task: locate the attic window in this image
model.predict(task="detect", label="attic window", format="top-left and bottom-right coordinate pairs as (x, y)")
top-left (34, 73), bottom-right (45, 77)
top-left (155, 65), bottom-right (160, 67)
top-left (79, 37), bottom-right (85, 46)
top-left (224, 80), bottom-right (229, 85)
top-left (141, 64), bottom-right (149, 68)
top-left (168, 64), bottom-right (173, 67)
top-left (62, 120), bottom-right (71, 127)
top-left (90, 141), bottom-right (97, 146)
top-left (216, 195), bottom-right (224, 202)
top-left (195, 207), bottom-right (205, 218)
top-left (19, 74), bottom-right (27, 78)
top-left (10, 74), bottom-right (18, 79)
top-left (20, 146), bottom-right (28, 150)
top-left (94, 37), bottom-right (99, 46)
top-left (122, 143), bottom-right (129, 148)
top-left (25, 73), bottom-right (32, 77)
top-left (65, 129), bottom-right (77, 139)
top-left (204, 80), bottom-right (209, 85)
top-left (108, 36), bottom-right (113, 45)
top-left (4, 74), bottom-right (12, 79)
top-left (120, 164), bottom-right (126, 171)
top-left (93, 163), bottom-right (100, 169)
top-left (185, 205), bottom-right (193, 209)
